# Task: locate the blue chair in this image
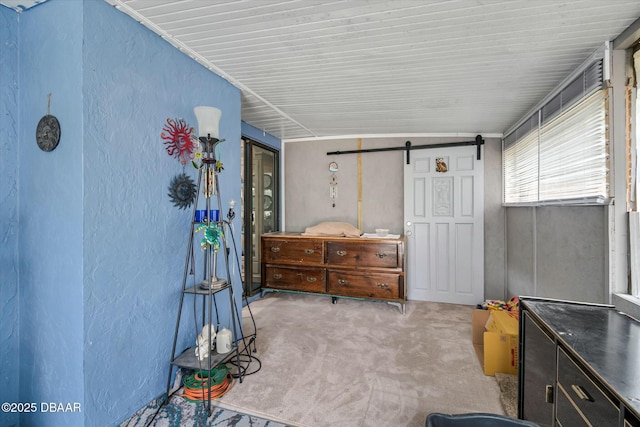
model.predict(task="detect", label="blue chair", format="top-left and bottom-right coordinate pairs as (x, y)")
top-left (426, 413), bottom-right (540, 427)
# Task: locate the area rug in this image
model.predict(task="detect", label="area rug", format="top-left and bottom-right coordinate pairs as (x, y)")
top-left (121, 388), bottom-right (295, 427)
top-left (215, 292), bottom-right (504, 427)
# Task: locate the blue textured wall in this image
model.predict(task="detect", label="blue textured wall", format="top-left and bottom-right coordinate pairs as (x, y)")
top-left (1, 0), bottom-right (242, 425)
top-left (17, 1), bottom-right (85, 427)
top-left (82, 1), bottom-right (241, 426)
top-left (0, 6), bottom-right (20, 427)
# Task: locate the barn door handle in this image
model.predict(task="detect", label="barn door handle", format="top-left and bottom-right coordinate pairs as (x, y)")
top-left (273, 273), bottom-right (283, 280)
top-left (304, 249), bottom-right (315, 254)
top-left (270, 247), bottom-right (281, 253)
top-left (336, 250), bottom-right (347, 256)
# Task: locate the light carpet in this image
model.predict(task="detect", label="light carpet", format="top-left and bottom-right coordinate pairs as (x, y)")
top-left (495, 373), bottom-right (518, 418)
top-left (216, 292), bottom-right (505, 427)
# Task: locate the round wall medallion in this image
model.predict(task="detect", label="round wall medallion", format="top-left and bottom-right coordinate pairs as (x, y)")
top-left (36, 115), bottom-right (61, 152)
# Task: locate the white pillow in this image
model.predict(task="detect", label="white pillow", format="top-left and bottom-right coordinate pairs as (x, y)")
top-left (301, 221), bottom-right (362, 237)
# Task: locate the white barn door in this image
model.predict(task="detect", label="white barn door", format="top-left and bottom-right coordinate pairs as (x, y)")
top-left (404, 145), bottom-right (484, 305)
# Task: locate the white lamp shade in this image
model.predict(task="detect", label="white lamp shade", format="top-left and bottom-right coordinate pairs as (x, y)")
top-left (194, 106), bottom-right (222, 139)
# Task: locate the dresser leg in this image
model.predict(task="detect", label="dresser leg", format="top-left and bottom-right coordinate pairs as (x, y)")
top-left (332, 297), bottom-right (338, 304)
top-left (387, 301), bottom-right (405, 314)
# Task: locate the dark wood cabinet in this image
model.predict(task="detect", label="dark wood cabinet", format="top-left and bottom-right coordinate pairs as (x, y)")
top-left (261, 232), bottom-right (406, 311)
top-left (519, 298), bottom-right (640, 427)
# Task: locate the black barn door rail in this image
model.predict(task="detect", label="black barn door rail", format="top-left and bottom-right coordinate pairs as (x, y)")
top-left (326, 134), bottom-right (484, 164)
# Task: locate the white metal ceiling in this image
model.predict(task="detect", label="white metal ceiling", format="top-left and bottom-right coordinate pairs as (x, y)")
top-left (11, 0), bottom-right (640, 140)
top-left (0, 0), bottom-right (45, 12)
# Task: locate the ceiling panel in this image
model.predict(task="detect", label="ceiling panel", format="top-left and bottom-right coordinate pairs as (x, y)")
top-left (86, 1), bottom-right (640, 139)
top-left (0, 0), bottom-right (45, 11)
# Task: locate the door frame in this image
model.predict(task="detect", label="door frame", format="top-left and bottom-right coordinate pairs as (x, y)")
top-left (242, 137), bottom-right (280, 297)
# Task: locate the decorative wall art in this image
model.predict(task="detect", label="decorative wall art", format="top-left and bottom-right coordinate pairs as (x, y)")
top-left (161, 118), bottom-right (198, 166)
top-left (195, 221), bottom-right (223, 252)
top-left (329, 162), bottom-right (338, 207)
top-left (162, 117), bottom-right (203, 209)
top-left (436, 157), bottom-right (448, 173)
top-left (36, 94), bottom-right (61, 152)
top-left (167, 173), bottom-right (197, 210)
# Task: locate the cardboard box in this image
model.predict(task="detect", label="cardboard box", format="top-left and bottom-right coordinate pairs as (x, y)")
top-left (472, 309), bottom-right (519, 376)
top-left (485, 310), bottom-right (519, 336)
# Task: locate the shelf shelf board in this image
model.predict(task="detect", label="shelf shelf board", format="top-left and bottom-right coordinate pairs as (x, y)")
top-left (183, 282), bottom-right (230, 295)
top-left (171, 345), bottom-right (237, 371)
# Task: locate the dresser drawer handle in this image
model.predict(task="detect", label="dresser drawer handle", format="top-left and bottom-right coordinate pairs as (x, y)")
top-left (375, 252), bottom-right (387, 258)
top-left (336, 250), bottom-right (347, 256)
top-left (270, 247), bottom-right (281, 253)
top-left (571, 385), bottom-right (593, 402)
top-left (377, 283), bottom-right (389, 289)
top-left (304, 249), bottom-right (315, 254)
top-left (307, 277), bottom-right (317, 283)
top-left (273, 273), bottom-right (283, 280)
top-left (338, 279), bottom-right (349, 285)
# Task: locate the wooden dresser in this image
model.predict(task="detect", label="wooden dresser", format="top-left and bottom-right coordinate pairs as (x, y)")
top-left (261, 232), bottom-right (406, 312)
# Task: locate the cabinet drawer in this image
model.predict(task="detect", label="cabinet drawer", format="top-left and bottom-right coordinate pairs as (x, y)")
top-left (327, 270), bottom-right (400, 300)
top-left (264, 266), bottom-right (325, 293)
top-left (326, 241), bottom-right (398, 268)
top-left (626, 413), bottom-right (640, 427)
top-left (556, 384), bottom-right (590, 427)
top-left (557, 348), bottom-right (618, 426)
top-left (262, 238), bottom-right (324, 265)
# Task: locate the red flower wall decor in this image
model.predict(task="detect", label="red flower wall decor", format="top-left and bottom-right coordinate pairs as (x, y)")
top-left (161, 118), bottom-right (197, 165)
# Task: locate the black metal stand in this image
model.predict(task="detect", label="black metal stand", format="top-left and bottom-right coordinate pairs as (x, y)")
top-left (165, 137), bottom-right (245, 416)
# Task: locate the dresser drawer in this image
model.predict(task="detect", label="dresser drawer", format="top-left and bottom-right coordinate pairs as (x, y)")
top-left (264, 266), bottom-right (325, 293)
top-left (557, 348), bottom-right (618, 426)
top-left (326, 241), bottom-right (398, 268)
top-left (327, 270), bottom-right (401, 300)
top-left (262, 238), bottom-right (324, 265)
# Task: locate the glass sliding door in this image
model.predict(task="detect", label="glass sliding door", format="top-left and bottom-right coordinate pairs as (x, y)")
top-left (242, 138), bottom-right (279, 297)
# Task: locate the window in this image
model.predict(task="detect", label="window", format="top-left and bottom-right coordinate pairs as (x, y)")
top-left (503, 58), bottom-right (609, 206)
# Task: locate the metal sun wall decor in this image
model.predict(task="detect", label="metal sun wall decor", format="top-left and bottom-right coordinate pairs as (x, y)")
top-left (162, 117), bottom-right (206, 210)
top-left (161, 118), bottom-right (198, 166)
top-left (167, 173), bottom-right (197, 210)
top-left (161, 111), bottom-right (226, 210)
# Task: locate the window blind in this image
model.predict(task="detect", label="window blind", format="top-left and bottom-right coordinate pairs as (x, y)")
top-left (538, 90), bottom-right (608, 203)
top-left (503, 59), bottom-right (608, 205)
top-left (503, 116), bottom-right (539, 204)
